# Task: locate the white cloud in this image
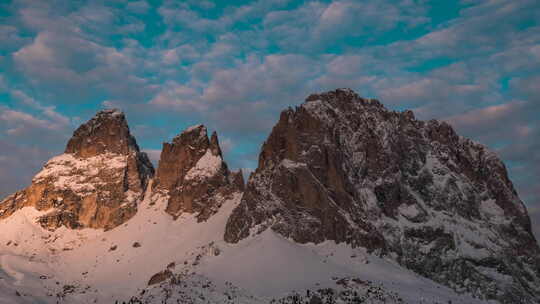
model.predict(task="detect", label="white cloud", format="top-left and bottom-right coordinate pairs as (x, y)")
top-left (126, 1), bottom-right (150, 14)
top-left (219, 137), bottom-right (234, 154)
top-left (0, 140), bottom-right (58, 199)
top-left (162, 44), bottom-right (200, 65)
top-left (0, 109), bottom-right (50, 129)
top-left (0, 108), bottom-right (68, 137)
top-left (149, 83), bottom-right (205, 111)
top-left (11, 90), bottom-right (70, 126)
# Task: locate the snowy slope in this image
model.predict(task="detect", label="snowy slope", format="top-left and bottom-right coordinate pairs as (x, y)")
top-left (0, 181), bottom-right (493, 304)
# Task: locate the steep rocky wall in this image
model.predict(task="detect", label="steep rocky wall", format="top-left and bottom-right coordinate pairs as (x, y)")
top-left (224, 89), bottom-right (540, 303)
top-left (153, 125), bottom-right (243, 221)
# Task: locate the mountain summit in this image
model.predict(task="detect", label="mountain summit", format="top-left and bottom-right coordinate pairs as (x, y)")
top-left (65, 109), bottom-right (140, 158)
top-left (225, 88), bottom-right (540, 303)
top-left (0, 109), bottom-right (154, 230)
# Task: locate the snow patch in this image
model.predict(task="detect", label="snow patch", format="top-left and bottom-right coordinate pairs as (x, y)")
top-left (185, 149), bottom-right (222, 181)
top-left (32, 153), bottom-right (127, 195)
top-left (280, 158), bottom-right (307, 169)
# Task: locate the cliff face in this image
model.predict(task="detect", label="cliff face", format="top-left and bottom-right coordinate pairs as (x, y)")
top-left (153, 125), bottom-right (243, 221)
top-left (224, 89), bottom-right (540, 303)
top-left (0, 109), bottom-right (154, 230)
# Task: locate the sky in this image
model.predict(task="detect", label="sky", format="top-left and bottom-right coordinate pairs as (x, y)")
top-left (0, 0), bottom-right (539, 237)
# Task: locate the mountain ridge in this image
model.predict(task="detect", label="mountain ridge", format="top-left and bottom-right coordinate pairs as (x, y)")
top-left (0, 88), bottom-right (538, 304)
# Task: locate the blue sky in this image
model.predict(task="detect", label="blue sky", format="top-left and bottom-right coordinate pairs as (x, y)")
top-left (0, 0), bottom-right (539, 236)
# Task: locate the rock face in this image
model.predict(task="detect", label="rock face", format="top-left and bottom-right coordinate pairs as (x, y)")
top-left (153, 125), bottom-right (243, 221)
top-left (224, 89), bottom-right (540, 303)
top-left (0, 109), bottom-right (154, 230)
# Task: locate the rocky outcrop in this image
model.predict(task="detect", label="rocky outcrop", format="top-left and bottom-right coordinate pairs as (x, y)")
top-left (153, 125), bottom-right (243, 221)
top-left (224, 89), bottom-right (540, 303)
top-left (0, 109), bottom-right (154, 230)
top-left (230, 169), bottom-right (245, 192)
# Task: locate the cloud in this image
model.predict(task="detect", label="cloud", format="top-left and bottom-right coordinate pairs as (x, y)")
top-left (159, 4), bottom-right (230, 34)
top-left (0, 108), bottom-right (54, 132)
top-left (0, 25), bottom-right (30, 52)
top-left (447, 101), bottom-right (528, 139)
top-left (7, 1), bottom-right (159, 105)
top-left (12, 29), bottom-right (157, 104)
top-left (11, 90), bottom-right (71, 126)
top-left (0, 106), bottom-right (71, 149)
top-left (148, 53), bottom-right (323, 135)
top-left (149, 83), bottom-right (205, 111)
top-left (0, 140), bottom-right (58, 200)
top-left (511, 76), bottom-right (540, 99)
top-left (219, 137), bottom-right (234, 154)
top-left (15, 30), bottom-right (126, 77)
top-left (161, 44), bottom-right (200, 65)
top-left (126, 1), bottom-right (150, 15)
top-left (0, 74), bottom-right (7, 90)
top-left (263, 0), bottom-right (428, 52)
top-left (445, 94), bottom-right (540, 210)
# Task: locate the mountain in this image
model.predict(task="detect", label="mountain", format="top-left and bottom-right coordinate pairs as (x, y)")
top-left (152, 125), bottom-right (243, 221)
top-left (225, 89), bottom-right (540, 303)
top-left (0, 109), bottom-right (153, 230)
top-left (0, 90), bottom-right (538, 304)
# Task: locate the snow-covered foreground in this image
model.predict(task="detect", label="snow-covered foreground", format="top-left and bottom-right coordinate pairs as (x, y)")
top-left (0, 185), bottom-right (495, 304)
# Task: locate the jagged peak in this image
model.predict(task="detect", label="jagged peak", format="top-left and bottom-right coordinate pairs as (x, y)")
top-left (172, 124), bottom-right (208, 145)
top-left (185, 124), bottom-right (205, 133)
top-left (210, 131), bottom-right (222, 157)
top-left (305, 88), bottom-right (380, 104)
top-left (306, 88), bottom-right (358, 101)
top-left (64, 108), bottom-right (140, 158)
top-left (83, 109), bottom-right (127, 131)
top-left (230, 169), bottom-right (245, 191)
top-left (97, 108), bottom-right (124, 117)
top-left (302, 89), bottom-right (385, 119)
top-left (156, 124), bottom-right (223, 190)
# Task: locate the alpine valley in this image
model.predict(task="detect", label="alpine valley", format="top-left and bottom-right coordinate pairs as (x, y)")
top-left (0, 89), bottom-right (538, 304)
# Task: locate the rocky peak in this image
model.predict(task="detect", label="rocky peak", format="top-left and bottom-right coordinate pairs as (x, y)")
top-left (306, 88), bottom-right (383, 110)
top-left (230, 169), bottom-right (245, 192)
top-left (154, 125), bottom-right (212, 191)
top-left (306, 87), bottom-right (355, 102)
top-left (209, 131), bottom-right (222, 157)
top-left (224, 88), bottom-right (540, 303)
top-left (154, 125), bottom-right (242, 221)
top-left (0, 109), bottom-right (154, 231)
top-left (65, 109), bottom-right (139, 158)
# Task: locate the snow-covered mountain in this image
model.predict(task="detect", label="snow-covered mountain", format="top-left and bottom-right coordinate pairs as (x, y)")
top-left (226, 89), bottom-right (540, 303)
top-left (0, 89), bottom-right (538, 304)
top-left (0, 109), bottom-right (153, 231)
